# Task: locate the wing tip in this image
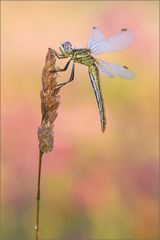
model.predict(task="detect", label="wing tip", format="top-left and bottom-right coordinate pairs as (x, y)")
top-left (121, 28), bottom-right (128, 31)
top-left (123, 65), bottom-right (129, 69)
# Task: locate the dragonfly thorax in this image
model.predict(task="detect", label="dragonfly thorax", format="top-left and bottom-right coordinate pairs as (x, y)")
top-left (59, 41), bottom-right (73, 56)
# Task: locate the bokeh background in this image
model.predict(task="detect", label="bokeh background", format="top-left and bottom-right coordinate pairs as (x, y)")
top-left (1, 1), bottom-right (159, 239)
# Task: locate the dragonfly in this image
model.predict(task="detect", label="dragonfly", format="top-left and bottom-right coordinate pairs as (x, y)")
top-left (50, 27), bottom-right (135, 132)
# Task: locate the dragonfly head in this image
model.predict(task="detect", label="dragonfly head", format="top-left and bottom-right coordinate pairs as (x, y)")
top-left (59, 41), bottom-right (73, 56)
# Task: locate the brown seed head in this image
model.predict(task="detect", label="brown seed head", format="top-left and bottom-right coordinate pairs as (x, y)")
top-left (38, 49), bottom-right (60, 153)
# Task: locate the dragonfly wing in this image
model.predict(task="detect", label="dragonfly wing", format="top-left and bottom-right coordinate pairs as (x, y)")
top-left (88, 64), bottom-right (106, 132)
top-left (87, 27), bottom-right (106, 49)
top-left (96, 59), bottom-right (115, 78)
top-left (108, 63), bottom-right (135, 80)
top-left (87, 27), bottom-right (134, 55)
top-left (96, 59), bottom-right (135, 80)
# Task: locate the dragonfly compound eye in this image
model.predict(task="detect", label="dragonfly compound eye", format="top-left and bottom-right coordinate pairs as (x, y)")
top-left (63, 41), bottom-right (72, 54)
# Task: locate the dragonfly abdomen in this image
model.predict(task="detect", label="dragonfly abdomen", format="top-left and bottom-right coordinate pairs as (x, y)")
top-left (88, 64), bottom-right (106, 132)
top-left (73, 49), bottom-right (106, 132)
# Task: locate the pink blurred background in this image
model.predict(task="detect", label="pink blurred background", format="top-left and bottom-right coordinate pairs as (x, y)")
top-left (1, 1), bottom-right (159, 239)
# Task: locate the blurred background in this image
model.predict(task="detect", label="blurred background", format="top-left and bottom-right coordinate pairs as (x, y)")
top-left (1, 1), bottom-right (159, 239)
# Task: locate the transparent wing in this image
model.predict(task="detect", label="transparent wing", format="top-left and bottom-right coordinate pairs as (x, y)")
top-left (87, 27), bottom-right (134, 55)
top-left (108, 63), bottom-right (135, 80)
top-left (96, 59), bottom-right (114, 78)
top-left (87, 27), bottom-right (106, 48)
top-left (96, 59), bottom-right (135, 80)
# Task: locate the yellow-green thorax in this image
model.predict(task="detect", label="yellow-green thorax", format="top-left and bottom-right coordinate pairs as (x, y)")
top-left (60, 45), bottom-right (96, 66)
top-left (72, 49), bottom-right (96, 66)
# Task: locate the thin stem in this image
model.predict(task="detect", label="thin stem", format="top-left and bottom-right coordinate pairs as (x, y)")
top-left (35, 149), bottom-right (43, 240)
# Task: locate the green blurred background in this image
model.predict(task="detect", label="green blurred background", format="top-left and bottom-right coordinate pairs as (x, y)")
top-left (1, 1), bottom-right (159, 239)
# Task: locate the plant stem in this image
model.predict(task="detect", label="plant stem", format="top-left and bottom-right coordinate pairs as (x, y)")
top-left (35, 149), bottom-right (43, 240)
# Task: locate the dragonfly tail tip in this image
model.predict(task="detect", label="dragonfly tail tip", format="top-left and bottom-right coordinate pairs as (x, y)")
top-left (101, 126), bottom-right (106, 133)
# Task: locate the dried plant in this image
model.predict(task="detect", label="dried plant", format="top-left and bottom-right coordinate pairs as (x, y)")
top-left (35, 49), bottom-right (61, 240)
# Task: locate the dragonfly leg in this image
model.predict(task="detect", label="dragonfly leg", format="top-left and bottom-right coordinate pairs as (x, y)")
top-left (50, 58), bottom-right (72, 74)
top-left (56, 62), bottom-right (75, 90)
top-left (48, 48), bottom-right (68, 59)
top-left (56, 58), bottom-right (72, 72)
